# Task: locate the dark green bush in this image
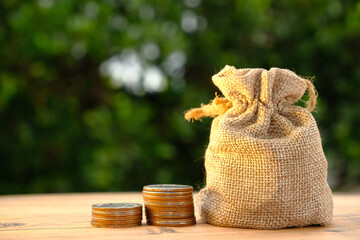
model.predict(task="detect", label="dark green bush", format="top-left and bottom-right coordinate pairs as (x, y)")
top-left (1, 0), bottom-right (359, 194)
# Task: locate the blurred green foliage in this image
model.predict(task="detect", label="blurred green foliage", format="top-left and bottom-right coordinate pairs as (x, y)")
top-left (0, 0), bottom-right (359, 194)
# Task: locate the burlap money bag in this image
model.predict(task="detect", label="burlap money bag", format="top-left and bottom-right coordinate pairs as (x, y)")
top-left (185, 66), bottom-right (333, 229)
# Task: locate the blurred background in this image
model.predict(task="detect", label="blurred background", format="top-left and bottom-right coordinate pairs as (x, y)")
top-left (1, 0), bottom-right (359, 194)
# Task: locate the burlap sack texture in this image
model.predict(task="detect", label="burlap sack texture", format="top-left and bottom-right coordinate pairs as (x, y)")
top-left (185, 66), bottom-right (333, 229)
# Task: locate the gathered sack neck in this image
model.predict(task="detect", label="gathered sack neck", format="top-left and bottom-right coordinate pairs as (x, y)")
top-left (185, 66), bottom-right (317, 122)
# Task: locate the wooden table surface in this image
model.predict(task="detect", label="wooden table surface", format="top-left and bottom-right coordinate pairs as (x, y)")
top-left (0, 192), bottom-right (359, 240)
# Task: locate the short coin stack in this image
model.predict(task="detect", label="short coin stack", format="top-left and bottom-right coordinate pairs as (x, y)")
top-left (143, 184), bottom-right (196, 227)
top-left (91, 203), bottom-right (142, 228)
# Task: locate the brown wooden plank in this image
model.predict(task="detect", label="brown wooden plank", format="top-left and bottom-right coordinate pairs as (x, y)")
top-left (0, 193), bottom-right (359, 240)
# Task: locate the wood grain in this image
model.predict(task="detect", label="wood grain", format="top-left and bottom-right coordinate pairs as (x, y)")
top-left (0, 193), bottom-right (359, 240)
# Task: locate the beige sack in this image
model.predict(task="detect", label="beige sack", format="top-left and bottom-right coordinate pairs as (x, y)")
top-left (185, 66), bottom-right (333, 229)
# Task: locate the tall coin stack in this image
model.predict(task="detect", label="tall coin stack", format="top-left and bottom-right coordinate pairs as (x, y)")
top-left (143, 184), bottom-right (196, 227)
top-left (91, 203), bottom-right (142, 228)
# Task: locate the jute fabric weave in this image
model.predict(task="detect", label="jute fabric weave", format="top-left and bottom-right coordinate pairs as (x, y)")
top-left (185, 66), bottom-right (333, 229)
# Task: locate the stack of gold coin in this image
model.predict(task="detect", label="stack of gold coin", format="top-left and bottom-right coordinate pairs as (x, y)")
top-left (91, 203), bottom-right (142, 228)
top-left (143, 184), bottom-right (196, 227)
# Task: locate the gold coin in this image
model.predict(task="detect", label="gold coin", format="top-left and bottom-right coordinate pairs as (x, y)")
top-left (91, 218), bottom-right (142, 224)
top-left (145, 212), bottom-right (194, 219)
top-left (145, 205), bottom-right (194, 212)
top-left (143, 195), bottom-right (193, 202)
top-left (92, 203), bottom-right (142, 212)
top-left (147, 220), bottom-right (196, 227)
top-left (144, 200), bottom-right (193, 205)
top-left (143, 190), bottom-right (193, 196)
top-left (91, 221), bottom-right (141, 228)
top-left (92, 210), bottom-right (142, 217)
top-left (145, 202), bottom-right (194, 207)
top-left (145, 207), bottom-right (194, 213)
top-left (143, 194), bottom-right (193, 201)
top-left (143, 199), bottom-right (193, 204)
top-left (145, 209), bottom-right (194, 216)
top-left (145, 208), bottom-right (194, 214)
top-left (92, 215), bottom-right (142, 221)
top-left (145, 210), bottom-right (194, 216)
top-left (147, 216), bottom-right (196, 222)
top-left (143, 184), bottom-right (193, 192)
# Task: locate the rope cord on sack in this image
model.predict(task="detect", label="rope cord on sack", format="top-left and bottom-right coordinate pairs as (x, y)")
top-left (305, 79), bottom-right (317, 112)
top-left (184, 93), bottom-right (232, 122)
top-left (185, 78), bottom-right (318, 122)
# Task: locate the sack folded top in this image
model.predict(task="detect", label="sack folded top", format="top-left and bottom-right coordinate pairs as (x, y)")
top-left (185, 65), bottom-right (317, 139)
